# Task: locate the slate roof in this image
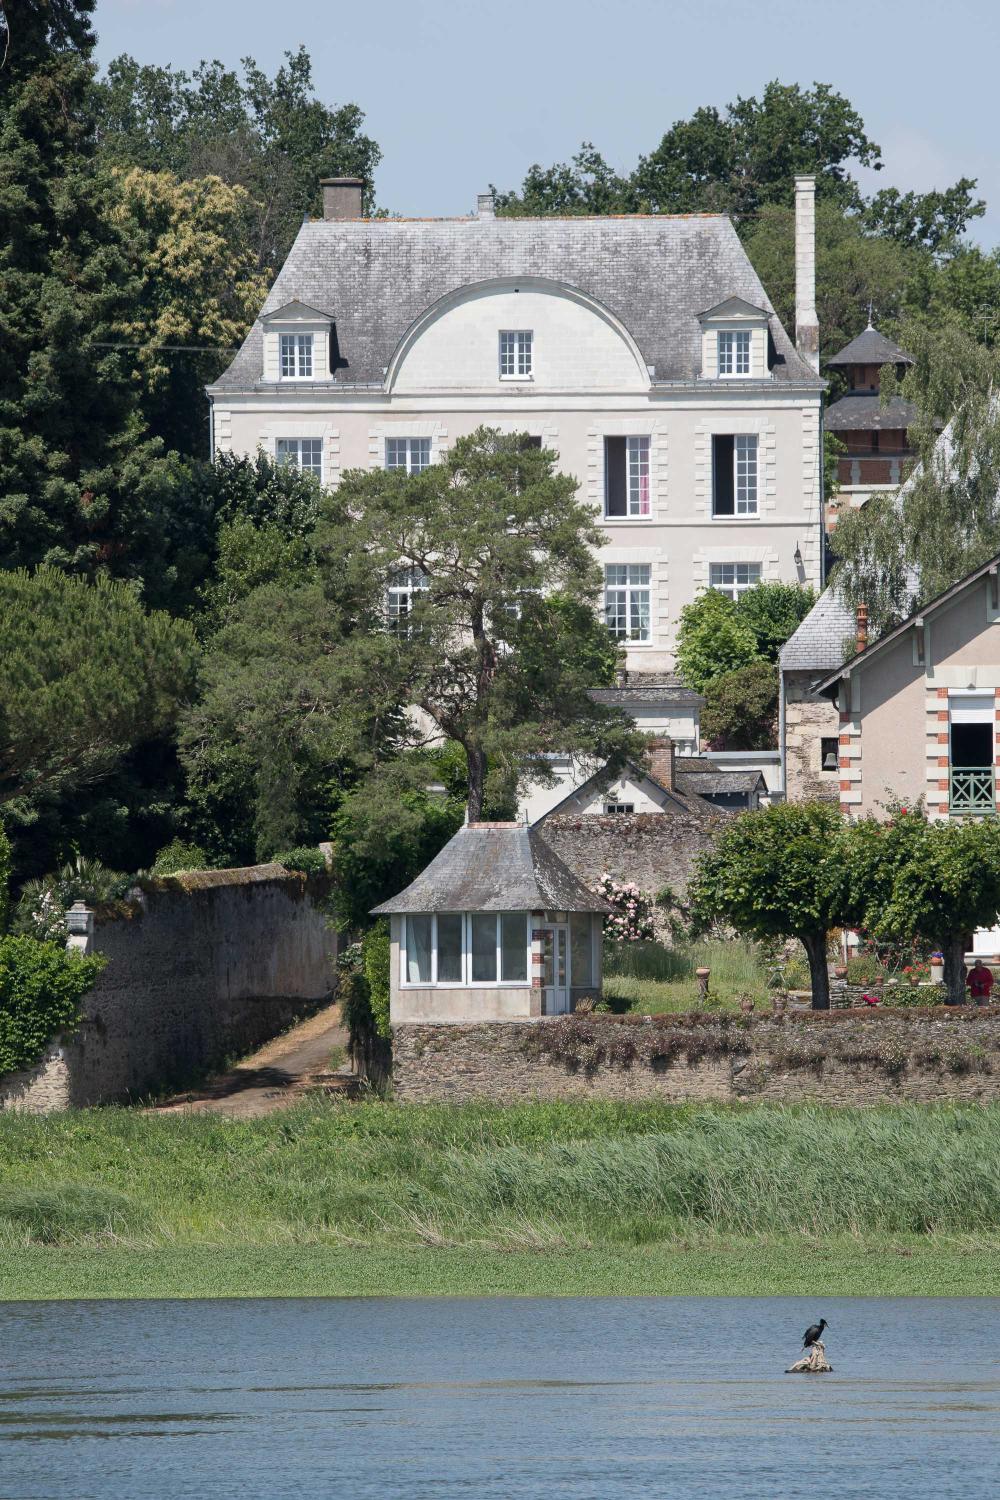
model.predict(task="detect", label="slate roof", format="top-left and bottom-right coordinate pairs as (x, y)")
top-left (589, 674), bottom-right (704, 709)
top-left (210, 215), bottom-right (823, 393)
top-left (538, 760), bottom-right (718, 821)
top-left (371, 822), bottom-right (610, 915)
top-left (779, 585), bottom-right (856, 674)
top-left (825, 325), bottom-right (913, 368)
top-left (674, 759), bottom-right (766, 795)
top-left (825, 394), bottom-right (918, 432)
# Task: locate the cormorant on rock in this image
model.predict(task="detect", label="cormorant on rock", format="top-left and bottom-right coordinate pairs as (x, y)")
top-left (802, 1317), bottom-right (828, 1348)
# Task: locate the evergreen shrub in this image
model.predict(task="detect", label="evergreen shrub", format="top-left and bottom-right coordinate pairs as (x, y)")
top-left (0, 938), bottom-right (106, 1078)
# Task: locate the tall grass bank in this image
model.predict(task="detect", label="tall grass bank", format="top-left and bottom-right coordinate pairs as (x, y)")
top-left (393, 1008), bottom-right (1000, 1106)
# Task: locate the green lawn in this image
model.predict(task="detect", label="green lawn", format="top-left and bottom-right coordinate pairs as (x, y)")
top-left (603, 938), bottom-right (775, 1013)
top-left (3, 1097), bottom-right (1000, 1298)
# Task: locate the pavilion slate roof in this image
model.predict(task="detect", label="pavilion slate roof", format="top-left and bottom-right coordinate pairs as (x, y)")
top-left (825, 394), bottom-right (918, 432)
top-left (825, 325), bottom-right (913, 368)
top-left (371, 822), bottom-right (611, 915)
top-left (210, 214), bottom-right (823, 393)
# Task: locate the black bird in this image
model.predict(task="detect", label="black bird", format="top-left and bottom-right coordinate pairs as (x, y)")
top-left (802, 1317), bottom-right (828, 1348)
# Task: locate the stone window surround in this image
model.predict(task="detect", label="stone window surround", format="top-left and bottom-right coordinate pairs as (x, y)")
top-left (694, 416), bottom-right (776, 521)
top-left (601, 545), bottom-right (665, 650)
top-left (586, 418), bottom-right (668, 525)
top-left (256, 422), bottom-right (339, 488)
top-left (691, 544), bottom-right (778, 596)
top-left (369, 419), bottom-right (448, 471)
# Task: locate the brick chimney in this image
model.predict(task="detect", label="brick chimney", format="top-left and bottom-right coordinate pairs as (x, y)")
top-left (646, 736), bottom-right (675, 791)
top-left (794, 174), bottom-right (820, 373)
top-left (855, 603), bottom-right (869, 655)
top-left (321, 177), bottom-right (364, 220)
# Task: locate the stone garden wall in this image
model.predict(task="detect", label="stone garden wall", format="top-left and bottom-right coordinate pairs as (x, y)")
top-left (538, 811), bottom-right (724, 917)
top-left (393, 1008), bottom-right (1000, 1106)
top-left (0, 864), bottom-right (336, 1112)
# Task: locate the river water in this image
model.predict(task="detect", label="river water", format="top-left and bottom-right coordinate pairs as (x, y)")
top-left (1, 1297), bottom-right (997, 1499)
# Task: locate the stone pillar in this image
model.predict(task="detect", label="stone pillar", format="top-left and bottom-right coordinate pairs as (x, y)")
top-left (65, 902), bottom-right (94, 955)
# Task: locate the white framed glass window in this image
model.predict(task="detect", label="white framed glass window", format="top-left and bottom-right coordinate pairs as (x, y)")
top-left (275, 437), bottom-right (323, 479)
top-left (712, 434), bottom-right (759, 516)
top-left (718, 329), bottom-right (751, 376)
top-left (385, 437), bottom-right (432, 474)
top-left (499, 330), bottom-right (533, 379)
top-left (605, 564), bottom-right (651, 643)
top-left (279, 333), bottom-right (314, 379)
top-left (604, 436), bottom-right (651, 517)
top-left (386, 567), bottom-right (429, 633)
top-left (709, 562), bottom-right (761, 602)
top-left (399, 912), bottom-right (529, 987)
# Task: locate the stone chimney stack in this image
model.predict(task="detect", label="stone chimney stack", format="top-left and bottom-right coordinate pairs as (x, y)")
top-left (647, 736), bottom-right (675, 791)
top-left (477, 191), bottom-right (495, 220)
top-left (794, 174), bottom-right (820, 373)
top-left (855, 603), bottom-right (869, 655)
top-left (321, 177), bottom-right (364, 220)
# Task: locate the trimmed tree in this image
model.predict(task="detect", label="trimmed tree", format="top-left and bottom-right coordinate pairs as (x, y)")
top-left (674, 589), bottom-right (759, 694)
top-left (688, 801), bottom-right (846, 1009)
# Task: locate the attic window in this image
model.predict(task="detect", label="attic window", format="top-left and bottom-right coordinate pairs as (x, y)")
top-left (605, 802), bottom-right (635, 815)
top-left (718, 330), bottom-right (751, 376)
top-left (499, 330), bottom-right (532, 379)
top-left (280, 333), bottom-right (314, 379)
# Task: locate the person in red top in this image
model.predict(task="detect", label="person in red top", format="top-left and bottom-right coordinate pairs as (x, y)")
top-left (967, 959), bottom-right (994, 1004)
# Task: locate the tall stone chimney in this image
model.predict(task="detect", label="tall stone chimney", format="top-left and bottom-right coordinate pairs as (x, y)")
top-left (321, 177), bottom-right (364, 220)
top-left (794, 174), bottom-right (820, 373)
top-left (477, 191), bottom-right (495, 220)
top-left (646, 737), bottom-right (675, 791)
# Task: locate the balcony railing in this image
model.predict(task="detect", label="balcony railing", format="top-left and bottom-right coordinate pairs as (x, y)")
top-left (950, 767), bottom-right (996, 815)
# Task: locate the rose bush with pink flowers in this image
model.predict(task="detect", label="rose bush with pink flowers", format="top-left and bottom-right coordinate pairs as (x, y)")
top-left (599, 873), bottom-right (655, 943)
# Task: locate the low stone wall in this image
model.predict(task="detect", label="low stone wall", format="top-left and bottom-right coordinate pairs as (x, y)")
top-left (392, 1008), bottom-right (1000, 1106)
top-left (1, 864), bottom-right (336, 1111)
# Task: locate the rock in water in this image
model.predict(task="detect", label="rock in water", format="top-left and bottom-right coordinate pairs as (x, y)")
top-left (786, 1340), bottom-right (833, 1373)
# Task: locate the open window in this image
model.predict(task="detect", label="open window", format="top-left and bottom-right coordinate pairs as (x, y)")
top-left (949, 694), bottom-right (996, 814)
top-left (605, 436), bottom-right (650, 517)
top-left (712, 435), bottom-right (758, 516)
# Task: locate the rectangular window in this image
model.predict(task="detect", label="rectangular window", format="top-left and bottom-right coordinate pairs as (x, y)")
top-left (569, 913), bottom-right (594, 989)
top-left (499, 330), bottom-right (532, 378)
top-left (718, 329), bottom-right (751, 376)
top-left (500, 913), bottom-right (528, 983)
top-left (604, 564), bottom-right (651, 643)
top-left (386, 567), bottom-right (429, 633)
top-left (709, 562), bottom-right (761, 602)
top-left (712, 434), bottom-right (758, 516)
top-left (436, 913), bottom-right (464, 983)
top-left (471, 913), bottom-right (498, 983)
top-left (405, 915), bottom-right (432, 985)
top-left (604, 802), bottom-right (635, 815)
top-left (604, 436), bottom-right (651, 517)
top-left (279, 333), bottom-right (314, 378)
top-left (385, 437), bottom-right (432, 474)
top-left (275, 437), bottom-right (323, 479)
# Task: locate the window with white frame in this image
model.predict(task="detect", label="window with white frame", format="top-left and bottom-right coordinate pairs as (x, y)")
top-left (604, 436), bottom-right (651, 517)
top-left (605, 563), bottom-right (651, 643)
top-left (275, 437), bottom-right (323, 479)
top-left (709, 562), bottom-right (761, 601)
top-left (401, 912), bottom-right (528, 986)
top-left (386, 567), bottom-right (429, 632)
top-left (718, 329), bottom-right (751, 376)
top-left (499, 330), bottom-right (533, 379)
top-left (712, 434), bottom-right (759, 516)
top-left (385, 436), bottom-right (432, 474)
top-left (279, 333), bottom-right (314, 378)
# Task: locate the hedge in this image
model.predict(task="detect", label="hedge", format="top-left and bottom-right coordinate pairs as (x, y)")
top-left (0, 937), bottom-right (106, 1078)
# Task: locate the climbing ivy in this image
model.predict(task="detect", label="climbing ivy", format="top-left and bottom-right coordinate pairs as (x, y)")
top-left (0, 938), bottom-right (106, 1079)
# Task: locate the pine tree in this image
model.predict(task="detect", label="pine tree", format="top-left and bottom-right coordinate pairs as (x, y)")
top-left (0, 0), bottom-right (175, 576)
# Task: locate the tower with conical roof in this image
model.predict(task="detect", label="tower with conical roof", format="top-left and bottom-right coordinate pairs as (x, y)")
top-left (824, 319), bottom-right (917, 524)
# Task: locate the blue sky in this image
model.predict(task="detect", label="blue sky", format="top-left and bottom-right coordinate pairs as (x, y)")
top-left (96, 0), bottom-right (1000, 247)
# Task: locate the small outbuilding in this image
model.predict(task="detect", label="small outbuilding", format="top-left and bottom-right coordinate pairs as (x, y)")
top-left (371, 821), bottom-right (611, 1023)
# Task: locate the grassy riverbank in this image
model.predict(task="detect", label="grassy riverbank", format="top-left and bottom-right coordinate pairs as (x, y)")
top-left (2, 1099), bottom-right (1000, 1298)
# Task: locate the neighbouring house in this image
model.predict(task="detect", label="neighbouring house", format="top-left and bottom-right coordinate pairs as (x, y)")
top-left (372, 821), bottom-right (610, 1023)
top-left (208, 175), bottom-right (825, 669)
top-left (824, 320), bottom-right (917, 527)
top-left (779, 583), bottom-right (857, 801)
top-left (673, 755), bottom-right (766, 811)
top-left (813, 551), bottom-right (1000, 821)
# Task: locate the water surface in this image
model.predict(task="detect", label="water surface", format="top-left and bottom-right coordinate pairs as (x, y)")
top-left (1, 1297), bottom-right (997, 1499)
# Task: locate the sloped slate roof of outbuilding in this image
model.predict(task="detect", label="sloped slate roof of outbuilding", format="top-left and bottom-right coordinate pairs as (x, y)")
top-left (589, 674), bottom-right (704, 709)
top-left (825, 325), bottom-right (913, 367)
top-left (779, 585), bottom-right (856, 674)
top-left (371, 822), bottom-right (611, 915)
top-left (210, 215), bottom-right (824, 392)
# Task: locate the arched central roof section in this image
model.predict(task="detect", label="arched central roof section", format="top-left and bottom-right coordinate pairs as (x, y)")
top-left (385, 275), bottom-right (652, 394)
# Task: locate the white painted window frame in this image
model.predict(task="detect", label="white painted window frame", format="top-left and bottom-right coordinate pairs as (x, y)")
top-left (735, 434), bottom-right (759, 515)
top-left (399, 912), bottom-right (531, 988)
top-left (279, 332), bottom-right (315, 380)
top-left (385, 436), bottom-right (433, 474)
top-left (718, 329), bottom-right (752, 377)
top-left (709, 561), bottom-right (762, 601)
top-left (275, 436), bottom-right (323, 481)
top-left (499, 329), bottom-right (533, 380)
top-left (604, 563), bottom-right (652, 644)
top-left (386, 567), bottom-right (429, 632)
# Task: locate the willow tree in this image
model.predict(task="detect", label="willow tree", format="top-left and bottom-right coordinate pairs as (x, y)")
top-left (322, 428), bottom-right (640, 822)
top-left (832, 319), bottom-right (1000, 636)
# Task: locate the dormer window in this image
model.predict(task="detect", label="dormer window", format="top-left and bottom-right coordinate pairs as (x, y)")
top-left (718, 330), bottom-right (751, 377)
top-left (499, 330), bottom-right (532, 380)
top-left (280, 333), bottom-right (314, 379)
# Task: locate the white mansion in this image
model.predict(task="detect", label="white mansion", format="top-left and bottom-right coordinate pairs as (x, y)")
top-left (208, 175), bottom-right (825, 683)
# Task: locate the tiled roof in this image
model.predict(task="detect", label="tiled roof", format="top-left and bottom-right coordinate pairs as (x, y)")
top-left (371, 822), bottom-right (610, 915)
top-left (589, 674), bottom-right (703, 708)
top-left (674, 759), bottom-right (766, 794)
top-left (210, 215), bottom-right (823, 393)
top-left (779, 585), bottom-right (856, 674)
top-left (825, 394), bottom-right (918, 432)
top-left (825, 325), bottom-right (912, 367)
